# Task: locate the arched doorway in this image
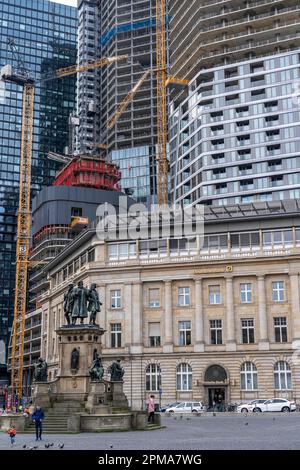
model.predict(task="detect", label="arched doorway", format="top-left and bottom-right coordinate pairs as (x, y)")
top-left (204, 365), bottom-right (228, 410)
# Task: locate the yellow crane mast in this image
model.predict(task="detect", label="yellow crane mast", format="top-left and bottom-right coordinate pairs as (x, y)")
top-left (11, 83), bottom-right (35, 400)
top-left (156, 0), bottom-right (168, 206)
top-left (107, 69), bottom-right (152, 130)
top-left (1, 45), bottom-right (128, 399)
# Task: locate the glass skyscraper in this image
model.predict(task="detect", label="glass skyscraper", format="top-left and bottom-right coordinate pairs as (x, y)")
top-left (0, 0), bottom-right (77, 360)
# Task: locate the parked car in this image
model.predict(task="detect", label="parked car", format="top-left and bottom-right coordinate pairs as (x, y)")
top-left (160, 402), bottom-right (180, 412)
top-left (252, 398), bottom-right (296, 413)
top-left (237, 399), bottom-right (268, 413)
top-left (165, 401), bottom-right (204, 414)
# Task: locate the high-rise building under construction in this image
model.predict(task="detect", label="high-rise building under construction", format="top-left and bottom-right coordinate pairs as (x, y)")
top-left (76, 0), bottom-right (159, 204)
top-left (169, 0), bottom-right (300, 207)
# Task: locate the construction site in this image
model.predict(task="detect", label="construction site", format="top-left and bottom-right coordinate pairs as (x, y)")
top-left (0, 0), bottom-right (189, 407)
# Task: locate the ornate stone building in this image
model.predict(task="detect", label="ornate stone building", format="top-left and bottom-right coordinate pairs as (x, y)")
top-left (40, 200), bottom-right (300, 410)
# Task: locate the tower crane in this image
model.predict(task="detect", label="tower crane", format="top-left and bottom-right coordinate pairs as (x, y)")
top-left (0, 41), bottom-right (128, 399)
top-left (156, 0), bottom-right (168, 206)
top-left (107, 69), bottom-right (152, 130)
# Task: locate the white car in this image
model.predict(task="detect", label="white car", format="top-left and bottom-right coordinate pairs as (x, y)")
top-left (237, 399), bottom-right (268, 413)
top-left (166, 401), bottom-right (204, 414)
top-left (252, 398), bottom-right (296, 413)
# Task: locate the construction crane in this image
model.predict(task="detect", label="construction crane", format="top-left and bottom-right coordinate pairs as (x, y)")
top-left (156, 0), bottom-right (168, 206)
top-left (1, 39), bottom-right (35, 403)
top-left (107, 69), bottom-right (152, 129)
top-left (0, 41), bottom-right (128, 399)
top-left (107, 3), bottom-right (188, 206)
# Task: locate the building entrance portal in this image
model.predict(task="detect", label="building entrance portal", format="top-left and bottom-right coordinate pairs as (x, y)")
top-left (204, 365), bottom-right (228, 410)
top-left (208, 387), bottom-right (226, 409)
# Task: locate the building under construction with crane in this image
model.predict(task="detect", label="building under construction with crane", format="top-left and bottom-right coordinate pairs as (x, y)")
top-left (76, 0), bottom-right (163, 205)
top-left (0, 0), bottom-right (77, 372)
top-left (3, 0), bottom-right (170, 400)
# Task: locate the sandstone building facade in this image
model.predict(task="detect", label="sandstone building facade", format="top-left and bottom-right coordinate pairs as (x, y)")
top-left (40, 201), bottom-right (300, 410)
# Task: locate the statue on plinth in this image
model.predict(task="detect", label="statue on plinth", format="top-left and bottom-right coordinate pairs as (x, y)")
top-left (109, 359), bottom-right (124, 382)
top-left (71, 281), bottom-right (89, 325)
top-left (89, 354), bottom-right (104, 381)
top-left (63, 283), bottom-right (74, 325)
top-left (33, 357), bottom-right (48, 382)
top-left (71, 347), bottom-right (80, 372)
top-left (88, 283), bottom-right (102, 325)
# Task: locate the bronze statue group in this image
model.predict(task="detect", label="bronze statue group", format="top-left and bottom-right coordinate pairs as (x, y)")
top-left (33, 281), bottom-right (125, 386)
top-left (64, 281), bottom-right (102, 326)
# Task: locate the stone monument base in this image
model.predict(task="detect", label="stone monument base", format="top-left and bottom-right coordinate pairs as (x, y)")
top-left (85, 381), bottom-right (112, 414)
top-left (32, 382), bottom-right (51, 408)
top-left (30, 323), bottom-right (151, 432)
top-left (110, 381), bottom-right (128, 409)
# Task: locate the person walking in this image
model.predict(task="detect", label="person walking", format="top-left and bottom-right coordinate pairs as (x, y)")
top-left (147, 395), bottom-right (155, 424)
top-left (7, 425), bottom-right (17, 446)
top-left (32, 405), bottom-right (45, 441)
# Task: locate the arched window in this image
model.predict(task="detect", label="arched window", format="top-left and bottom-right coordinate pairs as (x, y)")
top-left (240, 362), bottom-right (258, 390)
top-left (274, 361), bottom-right (292, 390)
top-left (176, 363), bottom-right (192, 391)
top-left (146, 364), bottom-right (161, 391)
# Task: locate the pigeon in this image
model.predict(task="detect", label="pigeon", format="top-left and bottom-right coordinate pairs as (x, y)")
top-left (180, 415), bottom-right (183, 420)
top-left (273, 417), bottom-right (276, 421)
top-left (58, 443), bottom-right (64, 449)
top-left (33, 446), bottom-right (39, 450)
top-left (23, 444), bottom-right (27, 449)
top-left (245, 422), bottom-right (249, 426)
top-left (109, 444), bottom-right (113, 449)
top-left (50, 443), bottom-right (54, 447)
top-left (45, 443), bottom-right (50, 449)
top-left (186, 417), bottom-right (191, 421)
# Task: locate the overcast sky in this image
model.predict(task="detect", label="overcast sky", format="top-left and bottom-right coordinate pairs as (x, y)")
top-left (50, 0), bottom-right (78, 7)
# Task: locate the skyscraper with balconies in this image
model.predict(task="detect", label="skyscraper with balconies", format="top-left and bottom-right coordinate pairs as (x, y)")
top-left (76, 0), bottom-right (158, 204)
top-left (169, 0), bottom-right (300, 206)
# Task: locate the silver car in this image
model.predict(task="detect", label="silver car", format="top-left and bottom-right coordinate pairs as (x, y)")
top-left (166, 401), bottom-right (204, 414)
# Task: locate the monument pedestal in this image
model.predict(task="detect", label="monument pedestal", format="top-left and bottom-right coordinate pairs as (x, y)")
top-left (32, 382), bottom-right (51, 408)
top-left (110, 381), bottom-right (128, 409)
top-left (54, 324), bottom-right (105, 402)
top-left (85, 381), bottom-right (111, 413)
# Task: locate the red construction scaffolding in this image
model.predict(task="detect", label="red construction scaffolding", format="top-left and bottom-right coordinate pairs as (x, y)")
top-left (53, 155), bottom-right (122, 191)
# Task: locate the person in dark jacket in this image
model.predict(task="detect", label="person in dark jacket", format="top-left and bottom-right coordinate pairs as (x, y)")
top-left (32, 405), bottom-right (45, 441)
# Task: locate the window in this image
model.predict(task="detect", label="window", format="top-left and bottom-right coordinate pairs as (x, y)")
top-left (176, 363), bottom-right (192, 391)
top-left (241, 319), bottom-right (255, 344)
top-left (241, 362), bottom-right (258, 390)
top-left (111, 289), bottom-right (121, 309)
top-left (250, 62), bottom-right (264, 73)
top-left (88, 249), bottom-right (95, 262)
top-left (209, 285), bottom-right (221, 304)
top-left (111, 323), bottom-right (121, 348)
top-left (108, 243), bottom-right (136, 260)
top-left (178, 287), bottom-right (190, 306)
top-left (210, 320), bottom-right (222, 345)
top-left (71, 207), bottom-right (82, 217)
top-left (272, 281), bottom-right (285, 302)
top-left (274, 361), bottom-right (292, 390)
top-left (149, 322), bottom-right (161, 347)
top-left (149, 288), bottom-right (160, 308)
top-left (274, 317), bottom-right (288, 343)
top-left (146, 364), bottom-right (161, 391)
top-left (179, 321), bottom-right (191, 346)
top-left (240, 283), bottom-right (252, 303)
